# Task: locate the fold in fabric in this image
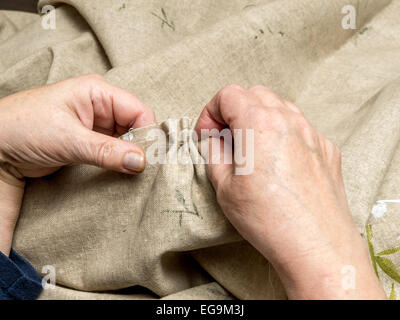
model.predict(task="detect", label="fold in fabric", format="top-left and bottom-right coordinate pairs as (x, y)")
top-left (1, 0), bottom-right (399, 299)
top-left (15, 118), bottom-right (285, 299)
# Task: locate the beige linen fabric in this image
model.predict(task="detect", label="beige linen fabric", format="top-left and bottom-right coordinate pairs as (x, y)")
top-left (1, 0), bottom-right (400, 299)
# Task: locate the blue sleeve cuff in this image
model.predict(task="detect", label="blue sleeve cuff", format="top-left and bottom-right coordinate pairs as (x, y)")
top-left (0, 249), bottom-right (43, 300)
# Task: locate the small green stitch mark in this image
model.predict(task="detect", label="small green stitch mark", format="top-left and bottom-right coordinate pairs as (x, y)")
top-left (278, 31), bottom-right (285, 37)
top-left (359, 27), bottom-right (369, 35)
top-left (266, 25), bottom-right (273, 34)
top-left (389, 283), bottom-right (397, 300)
top-left (242, 4), bottom-right (256, 10)
top-left (151, 8), bottom-right (175, 31)
top-left (254, 29), bottom-right (264, 39)
top-left (118, 3), bottom-right (126, 10)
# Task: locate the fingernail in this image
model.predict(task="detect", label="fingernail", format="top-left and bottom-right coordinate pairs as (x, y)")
top-left (123, 152), bottom-right (144, 172)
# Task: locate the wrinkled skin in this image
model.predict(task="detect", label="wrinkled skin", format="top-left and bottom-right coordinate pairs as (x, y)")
top-left (0, 77), bottom-right (386, 299)
top-left (0, 74), bottom-right (155, 178)
top-left (195, 85), bottom-right (386, 300)
top-left (0, 74), bottom-right (155, 255)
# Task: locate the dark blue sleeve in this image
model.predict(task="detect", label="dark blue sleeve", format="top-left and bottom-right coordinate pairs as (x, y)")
top-left (0, 249), bottom-right (43, 300)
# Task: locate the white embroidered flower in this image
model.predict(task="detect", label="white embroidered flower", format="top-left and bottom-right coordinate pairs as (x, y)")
top-left (371, 202), bottom-right (387, 219)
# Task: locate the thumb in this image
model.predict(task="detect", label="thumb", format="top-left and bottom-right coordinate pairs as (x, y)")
top-left (74, 129), bottom-right (146, 174)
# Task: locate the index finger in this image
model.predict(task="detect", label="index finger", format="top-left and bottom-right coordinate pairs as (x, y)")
top-left (64, 74), bottom-right (156, 136)
top-left (91, 78), bottom-right (156, 135)
top-left (194, 84), bottom-right (258, 136)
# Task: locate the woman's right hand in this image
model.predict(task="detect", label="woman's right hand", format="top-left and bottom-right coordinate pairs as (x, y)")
top-left (195, 85), bottom-right (386, 300)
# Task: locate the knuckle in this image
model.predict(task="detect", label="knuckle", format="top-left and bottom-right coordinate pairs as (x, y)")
top-left (292, 115), bottom-right (320, 144)
top-left (78, 74), bottom-right (106, 89)
top-left (218, 84), bottom-right (246, 105)
top-left (266, 109), bottom-right (289, 131)
top-left (247, 106), bottom-right (290, 132)
top-left (224, 84), bottom-right (245, 92)
top-left (247, 104), bottom-right (268, 121)
top-left (248, 84), bottom-right (269, 92)
top-left (285, 100), bottom-right (302, 113)
top-left (94, 140), bottom-right (115, 167)
top-left (294, 114), bottom-right (311, 130)
top-left (76, 74), bottom-right (104, 89)
top-left (248, 85), bottom-right (277, 101)
top-left (84, 73), bottom-right (105, 81)
top-left (91, 87), bottom-right (112, 116)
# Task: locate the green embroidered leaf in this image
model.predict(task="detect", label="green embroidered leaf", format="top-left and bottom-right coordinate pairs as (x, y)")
top-left (378, 247), bottom-right (400, 256)
top-left (389, 283), bottom-right (397, 300)
top-left (376, 256), bottom-right (400, 284)
top-left (366, 225), bottom-right (379, 279)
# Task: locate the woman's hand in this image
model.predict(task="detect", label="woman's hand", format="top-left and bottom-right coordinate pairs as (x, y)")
top-left (0, 74), bottom-right (155, 255)
top-left (195, 85), bottom-right (386, 300)
top-left (0, 74), bottom-right (155, 179)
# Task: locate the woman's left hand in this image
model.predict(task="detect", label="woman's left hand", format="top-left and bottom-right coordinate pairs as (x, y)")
top-left (0, 74), bottom-right (155, 179)
top-left (0, 74), bottom-right (156, 255)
